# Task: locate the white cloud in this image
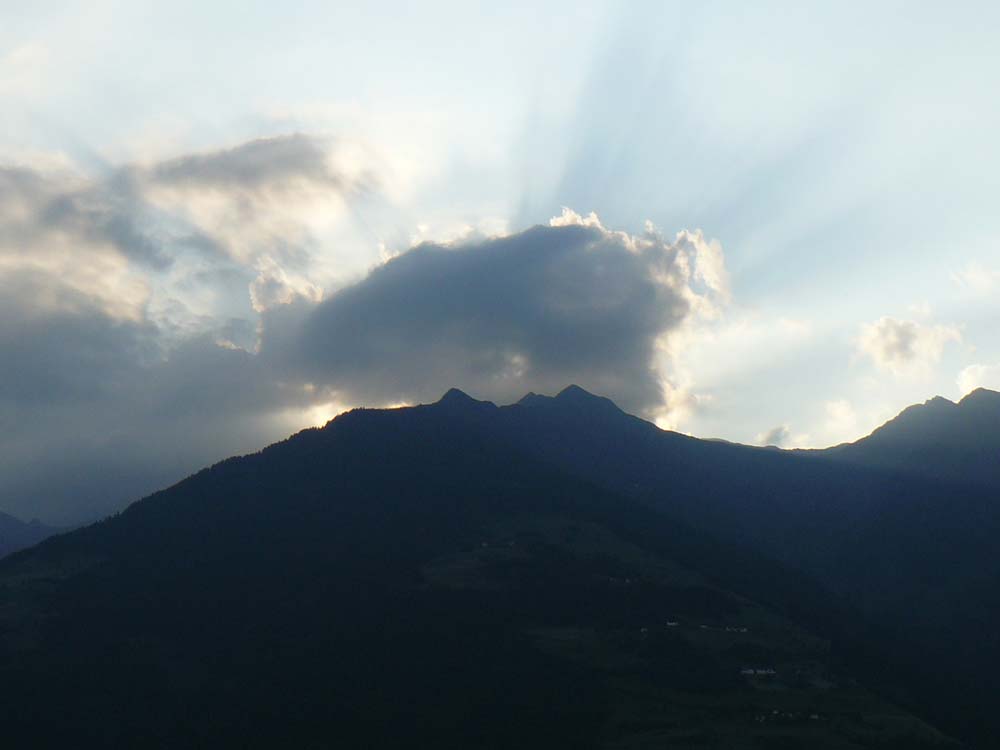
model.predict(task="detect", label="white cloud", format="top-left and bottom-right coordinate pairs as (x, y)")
top-left (549, 207), bottom-right (604, 229)
top-left (0, 166), bottom-right (155, 322)
top-left (249, 256), bottom-right (321, 313)
top-left (857, 316), bottom-right (961, 375)
top-left (0, 134), bottom-right (372, 331)
top-left (756, 424), bottom-right (790, 447)
top-left (652, 383), bottom-right (714, 432)
top-left (141, 134), bottom-right (371, 267)
top-left (952, 261), bottom-right (1000, 296)
top-left (957, 363), bottom-right (1000, 396)
top-left (676, 229), bottom-right (730, 303)
top-left (753, 423), bottom-right (813, 449)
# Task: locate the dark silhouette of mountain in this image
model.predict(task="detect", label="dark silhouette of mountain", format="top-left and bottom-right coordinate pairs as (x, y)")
top-left (0, 510), bottom-right (60, 559)
top-left (0, 390), bottom-right (960, 749)
top-left (816, 388), bottom-right (1000, 490)
top-left (481, 387), bottom-right (1000, 746)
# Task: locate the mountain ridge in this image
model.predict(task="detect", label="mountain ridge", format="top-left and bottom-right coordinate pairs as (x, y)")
top-left (0, 510), bottom-right (61, 560)
top-left (414, 384), bottom-right (1000, 745)
top-left (816, 387), bottom-right (1000, 490)
top-left (0, 385), bottom-right (976, 749)
top-left (1, 385), bottom-right (997, 746)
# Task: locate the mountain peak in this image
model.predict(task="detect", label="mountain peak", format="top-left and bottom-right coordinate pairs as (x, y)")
top-left (552, 384), bottom-right (624, 414)
top-left (556, 384), bottom-right (599, 401)
top-left (439, 387), bottom-right (474, 403)
top-left (516, 391), bottom-right (548, 407)
top-left (881, 395), bottom-right (956, 430)
top-left (826, 386), bottom-right (1000, 492)
top-left (434, 387), bottom-right (495, 411)
top-left (924, 395), bottom-right (956, 408)
top-left (515, 385), bottom-right (620, 411)
top-left (959, 387), bottom-right (1000, 408)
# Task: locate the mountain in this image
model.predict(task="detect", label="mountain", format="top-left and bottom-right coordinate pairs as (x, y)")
top-left (0, 391), bottom-right (960, 749)
top-left (0, 510), bottom-right (60, 559)
top-left (484, 387), bottom-right (1000, 745)
top-left (817, 388), bottom-right (1000, 490)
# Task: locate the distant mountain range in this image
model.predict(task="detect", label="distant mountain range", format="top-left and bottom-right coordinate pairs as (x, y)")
top-left (0, 387), bottom-right (997, 748)
top-left (0, 511), bottom-right (60, 559)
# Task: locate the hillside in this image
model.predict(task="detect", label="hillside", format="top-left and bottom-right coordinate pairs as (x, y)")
top-left (0, 393), bottom-right (956, 749)
top-left (817, 388), bottom-right (1000, 490)
top-left (477, 387), bottom-right (1000, 746)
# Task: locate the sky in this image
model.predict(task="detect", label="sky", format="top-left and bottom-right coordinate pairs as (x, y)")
top-left (2, 1), bottom-right (999, 524)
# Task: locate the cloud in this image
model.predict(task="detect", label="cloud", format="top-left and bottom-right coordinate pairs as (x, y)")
top-left (757, 424), bottom-right (790, 447)
top-left (957, 363), bottom-right (1000, 396)
top-left (952, 261), bottom-right (1000, 296)
top-left (654, 383), bottom-right (714, 432)
top-left (753, 423), bottom-right (814, 448)
top-left (0, 273), bottom-right (155, 406)
top-left (0, 135), bottom-right (374, 523)
top-left (0, 169), bottom-right (153, 322)
top-left (0, 290), bottom-right (326, 524)
top-left (293, 215), bottom-right (728, 417)
top-left (0, 148), bottom-right (729, 526)
top-left (857, 316), bottom-right (961, 375)
top-left (676, 228), bottom-right (730, 304)
top-left (0, 134), bottom-right (368, 322)
top-left (0, 271), bottom-right (310, 523)
top-left (141, 134), bottom-right (373, 267)
top-left (149, 134), bottom-right (345, 191)
top-left (249, 255), bottom-right (322, 313)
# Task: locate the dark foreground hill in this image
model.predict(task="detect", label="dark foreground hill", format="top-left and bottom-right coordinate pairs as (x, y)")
top-left (0, 391), bottom-right (962, 749)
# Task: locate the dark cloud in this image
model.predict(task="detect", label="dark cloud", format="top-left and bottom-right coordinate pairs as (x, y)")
top-left (46, 188), bottom-right (172, 269)
top-left (150, 134), bottom-right (351, 193)
top-left (0, 308), bottom-right (307, 523)
top-left (293, 221), bottom-right (713, 416)
top-left (0, 166), bottom-right (48, 211)
top-left (0, 135), bottom-right (369, 523)
top-left (0, 271), bottom-right (155, 405)
top-left (0, 137), bottom-right (727, 524)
